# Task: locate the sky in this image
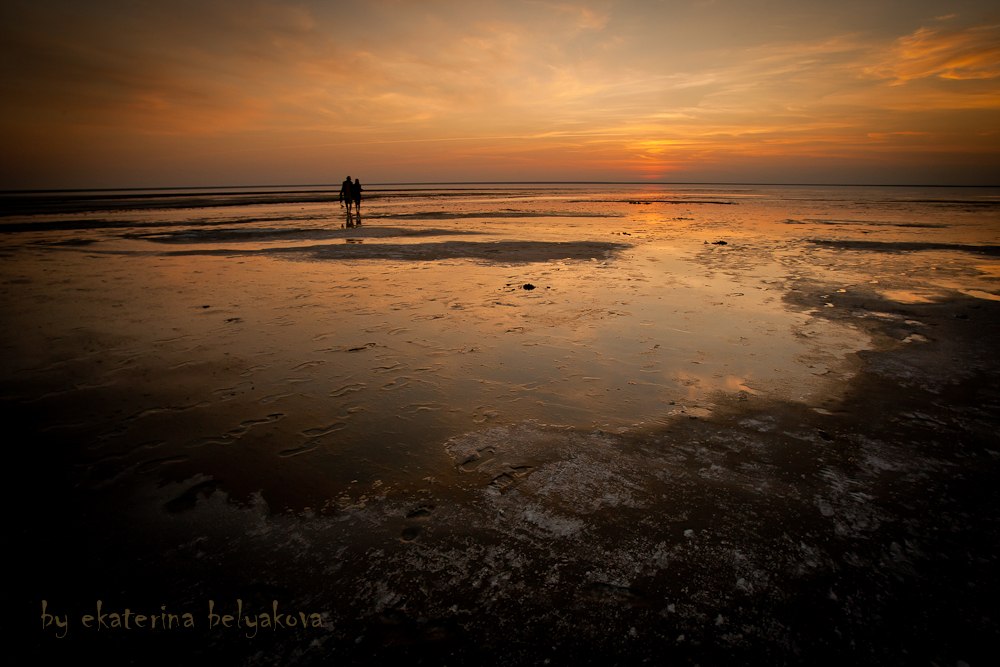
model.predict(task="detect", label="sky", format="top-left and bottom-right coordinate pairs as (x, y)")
top-left (1, 0), bottom-right (999, 188)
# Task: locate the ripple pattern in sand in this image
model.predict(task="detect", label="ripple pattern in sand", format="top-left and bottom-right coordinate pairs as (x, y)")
top-left (189, 413), bottom-right (285, 447)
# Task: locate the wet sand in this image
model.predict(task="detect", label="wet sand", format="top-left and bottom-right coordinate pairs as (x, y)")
top-left (5, 184), bottom-right (1000, 664)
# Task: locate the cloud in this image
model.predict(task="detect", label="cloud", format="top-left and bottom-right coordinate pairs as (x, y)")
top-left (547, 2), bottom-right (610, 31)
top-left (0, 0), bottom-right (350, 134)
top-left (2, 0), bottom-right (999, 187)
top-left (865, 24), bottom-right (1000, 84)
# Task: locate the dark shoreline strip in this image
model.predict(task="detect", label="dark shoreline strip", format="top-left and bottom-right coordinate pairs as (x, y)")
top-left (808, 239), bottom-right (1000, 255)
top-left (0, 215), bottom-right (326, 233)
top-left (370, 211), bottom-right (619, 220)
top-left (568, 199), bottom-right (738, 205)
top-left (43, 240), bottom-right (629, 263)
top-left (121, 227), bottom-right (485, 244)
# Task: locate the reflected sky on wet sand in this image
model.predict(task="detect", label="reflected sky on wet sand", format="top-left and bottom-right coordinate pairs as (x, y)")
top-left (8, 183), bottom-right (1000, 665)
top-left (3, 184), bottom-right (997, 506)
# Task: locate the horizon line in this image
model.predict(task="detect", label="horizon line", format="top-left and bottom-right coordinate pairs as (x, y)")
top-left (3, 180), bottom-right (999, 195)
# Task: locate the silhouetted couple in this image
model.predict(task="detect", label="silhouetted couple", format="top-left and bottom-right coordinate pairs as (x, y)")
top-left (339, 175), bottom-right (363, 227)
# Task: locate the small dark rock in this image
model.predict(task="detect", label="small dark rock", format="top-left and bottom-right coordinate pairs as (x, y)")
top-left (522, 283), bottom-right (536, 290)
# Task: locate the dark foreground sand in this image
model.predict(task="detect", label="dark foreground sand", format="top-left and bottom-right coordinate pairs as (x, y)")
top-left (5, 185), bottom-right (1000, 665)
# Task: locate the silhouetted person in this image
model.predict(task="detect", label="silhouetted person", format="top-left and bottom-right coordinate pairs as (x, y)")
top-left (351, 178), bottom-right (363, 226)
top-left (352, 178), bottom-right (363, 212)
top-left (339, 175), bottom-right (353, 214)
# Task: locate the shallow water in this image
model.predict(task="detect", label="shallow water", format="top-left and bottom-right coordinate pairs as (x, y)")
top-left (6, 183), bottom-right (1000, 664)
top-left (3, 184), bottom-right (997, 496)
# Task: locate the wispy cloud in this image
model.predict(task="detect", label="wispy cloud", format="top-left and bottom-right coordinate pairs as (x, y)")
top-left (2, 0), bottom-right (998, 186)
top-left (865, 24), bottom-right (1000, 83)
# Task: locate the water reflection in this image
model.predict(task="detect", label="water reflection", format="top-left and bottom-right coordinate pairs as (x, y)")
top-left (6, 183), bottom-right (998, 508)
top-left (344, 208), bottom-right (362, 228)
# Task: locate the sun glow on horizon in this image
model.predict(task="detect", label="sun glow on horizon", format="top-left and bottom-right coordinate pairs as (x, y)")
top-left (1, 0), bottom-right (998, 188)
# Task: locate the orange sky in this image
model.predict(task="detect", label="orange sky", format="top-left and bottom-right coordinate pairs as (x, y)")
top-left (2, 0), bottom-right (999, 188)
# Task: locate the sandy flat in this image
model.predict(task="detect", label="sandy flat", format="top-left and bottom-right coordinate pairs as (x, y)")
top-left (5, 184), bottom-right (1000, 665)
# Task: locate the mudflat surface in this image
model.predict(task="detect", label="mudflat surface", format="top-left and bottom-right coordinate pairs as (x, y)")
top-left (4, 184), bottom-right (999, 665)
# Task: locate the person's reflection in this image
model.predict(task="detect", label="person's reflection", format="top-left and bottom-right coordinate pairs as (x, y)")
top-left (344, 207), bottom-right (355, 228)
